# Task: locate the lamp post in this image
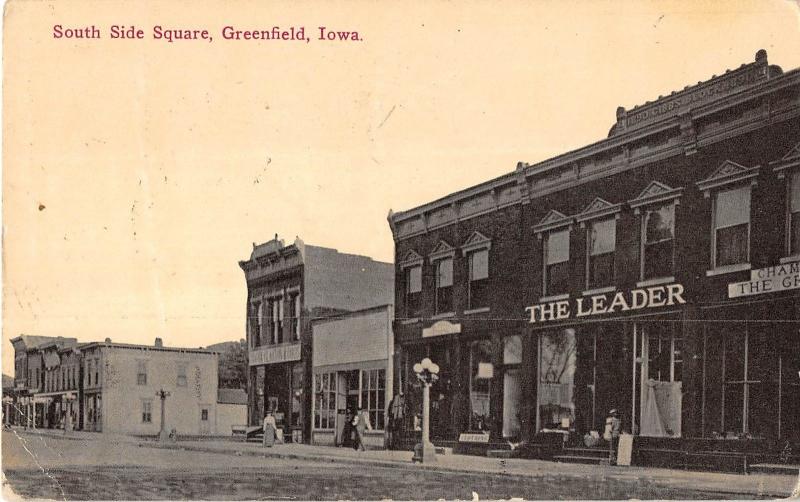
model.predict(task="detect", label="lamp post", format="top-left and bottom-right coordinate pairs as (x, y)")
top-left (156, 389), bottom-right (171, 441)
top-left (412, 357), bottom-right (440, 463)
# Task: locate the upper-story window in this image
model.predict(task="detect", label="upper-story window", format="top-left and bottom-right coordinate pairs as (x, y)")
top-left (435, 258), bottom-right (454, 314)
top-left (629, 181), bottom-right (684, 283)
top-left (698, 160), bottom-right (759, 274)
top-left (137, 360), bottom-right (148, 386)
top-left (254, 302), bottom-right (264, 347)
top-left (587, 218), bottom-right (616, 289)
top-left (399, 250), bottom-right (424, 318)
top-left (271, 298), bottom-right (281, 344)
top-left (177, 363), bottom-right (188, 387)
top-left (771, 143), bottom-right (800, 258)
top-left (429, 241), bottom-right (455, 315)
top-left (545, 229), bottom-right (570, 296)
top-left (713, 187), bottom-right (750, 268)
top-left (462, 232), bottom-right (492, 310)
top-left (788, 172), bottom-right (800, 256)
top-left (577, 198), bottom-right (622, 291)
top-left (291, 293), bottom-right (301, 340)
top-left (87, 359), bottom-right (93, 386)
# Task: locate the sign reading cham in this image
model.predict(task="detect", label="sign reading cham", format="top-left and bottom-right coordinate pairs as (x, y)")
top-left (525, 284), bottom-right (686, 324)
top-left (728, 261), bottom-right (800, 298)
top-left (249, 343), bottom-right (301, 366)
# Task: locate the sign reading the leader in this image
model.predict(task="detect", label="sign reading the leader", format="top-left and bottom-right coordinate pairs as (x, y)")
top-left (249, 343), bottom-right (301, 366)
top-left (525, 284), bottom-right (686, 324)
top-left (728, 261), bottom-right (800, 298)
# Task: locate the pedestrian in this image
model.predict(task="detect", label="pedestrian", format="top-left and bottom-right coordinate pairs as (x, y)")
top-left (604, 408), bottom-right (622, 465)
top-left (352, 407), bottom-right (369, 451)
top-left (262, 411), bottom-right (277, 447)
top-left (386, 392), bottom-right (405, 450)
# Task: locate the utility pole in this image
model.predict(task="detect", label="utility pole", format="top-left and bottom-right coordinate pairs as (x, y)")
top-left (156, 389), bottom-right (171, 441)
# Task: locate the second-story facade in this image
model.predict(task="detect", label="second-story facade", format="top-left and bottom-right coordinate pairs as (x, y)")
top-left (388, 50), bottom-right (800, 451)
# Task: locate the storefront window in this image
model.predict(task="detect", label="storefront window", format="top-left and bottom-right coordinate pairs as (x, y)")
top-left (642, 204), bottom-right (675, 280)
top-left (503, 335), bottom-right (522, 439)
top-left (469, 340), bottom-right (492, 431)
top-left (360, 369), bottom-right (386, 430)
top-left (587, 218), bottom-right (615, 289)
top-left (314, 372), bottom-right (336, 429)
top-left (538, 329), bottom-right (577, 430)
top-left (291, 362), bottom-right (304, 428)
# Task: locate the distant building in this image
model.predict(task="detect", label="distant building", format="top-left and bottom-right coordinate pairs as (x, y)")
top-left (10, 335), bottom-right (221, 436)
top-left (239, 235), bottom-right (393, 443)
top-left (216, 388), bottom-right (248, 435)
top-left (311, 304), bottom-right (394, 448)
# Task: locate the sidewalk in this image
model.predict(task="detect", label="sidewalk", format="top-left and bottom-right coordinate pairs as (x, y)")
top-left (14, 427), bottom-right (800, 498)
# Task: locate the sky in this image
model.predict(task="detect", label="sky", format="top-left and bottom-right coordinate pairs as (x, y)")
top-left (3, 0), bottom-right (800, 374)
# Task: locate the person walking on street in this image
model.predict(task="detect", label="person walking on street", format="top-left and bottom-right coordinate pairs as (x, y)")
top-left (352, 407), bottom-right (370, 451)
top-left (262, 411), bottom-right (277, 447)
top-left (604, 408), bottom-right (622, 465)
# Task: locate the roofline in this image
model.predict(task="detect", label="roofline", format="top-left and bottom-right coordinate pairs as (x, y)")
top-left (388, 55), bottom-right (800, 233)
top-left (310, 304), bottom-right (393, 325)
top-left (77, 341), bottom-right (218, 355)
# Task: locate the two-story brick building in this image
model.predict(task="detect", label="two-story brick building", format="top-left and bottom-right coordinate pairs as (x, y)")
top-left (239, 236), bottom-right (393, 443)
top-left (387, 50), bottom-right (800, 465)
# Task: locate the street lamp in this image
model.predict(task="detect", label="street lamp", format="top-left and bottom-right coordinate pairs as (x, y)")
top-left (156, 389), bottom-right (171, 441)
top-left (412, 357), bottom-right (440, 463)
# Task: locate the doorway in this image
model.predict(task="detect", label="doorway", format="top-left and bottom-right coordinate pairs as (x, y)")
top-left (633, 322), bottom-right (682, 437)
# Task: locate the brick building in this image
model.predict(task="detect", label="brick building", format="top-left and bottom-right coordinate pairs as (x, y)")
top-left (239, 236), bottom-right (393, 443)
top-left (387, 50), bottom-right (800, 465)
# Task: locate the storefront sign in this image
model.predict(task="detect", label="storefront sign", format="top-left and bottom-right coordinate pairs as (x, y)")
top-left (458, 432), bottom-right (490, 443)
top-left (249, 343), bottom-right (301, 366)
top-left (422, 320), bottom-right (461, 338)
top-left (525, 284), bottom-right (686, 324)
top-left (729, 263), bottom-right (800, 298)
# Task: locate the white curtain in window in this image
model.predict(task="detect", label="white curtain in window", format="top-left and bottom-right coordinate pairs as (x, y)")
top-left (547, 229), bottom-right (570, 264)
top-left (645, 204), bottom-right (675, 242)
top-left (470, 250), bottom-right (489, 280)
top-left (590, 219), bottom-right (616, 255)
top-left (716, 186), bottom-right (750, 228)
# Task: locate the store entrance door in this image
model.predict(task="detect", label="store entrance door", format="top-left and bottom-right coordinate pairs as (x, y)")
top-left (634, 323), bottom-right (682, 437)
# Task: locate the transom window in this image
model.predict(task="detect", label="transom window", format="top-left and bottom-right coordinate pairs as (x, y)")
top-left (587, 218), bottom-right (616, 289)
top-left (544, 229), bottom-right (570, 295)
top-left (642, 204), bottom-right (675, 280)
top-left (713, 186), bottom-right (750, 268)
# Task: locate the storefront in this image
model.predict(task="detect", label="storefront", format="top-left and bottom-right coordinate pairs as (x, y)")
top-left (310, 305), bottom-right (393, 449)
top-left (250, 342), bottom-right (305, 442)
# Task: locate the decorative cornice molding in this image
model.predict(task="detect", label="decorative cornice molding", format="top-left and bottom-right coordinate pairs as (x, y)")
top-left (696, 160), bottom-right (760, 196)
top-left (533, 209), bottom-right (574, 235)
top-left (575, 197), bottom-right (623, 224)
top-left (771, 142), bottom-right (800, 178)
top-left (398, 249), bottom-right (423, 270)
top-left (428, 240), bottom-right (455, 263)
top-left (628, 181), bottom-right (685, 212)
top-left (461, 231), bottom-right (492, 256)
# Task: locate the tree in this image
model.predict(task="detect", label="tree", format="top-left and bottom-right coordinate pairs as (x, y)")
top-left (216, 339), bottom-right (247, 390)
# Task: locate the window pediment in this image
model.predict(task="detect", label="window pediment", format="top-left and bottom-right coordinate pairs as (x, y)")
top-left (771, 142), bottom-right (800, 178)
top-left (576, 197), bottom-right (623, 225)
top-left (628, 181), bottom-right (684, 213)
top-left (429, 240), bottom-right (455, 263)
top-left (696, 160), bottom-right (760, 197)
top-left (461, 231), bottom-right (492, 256)
top-left (398, 249), bottom-right (423, 270)
top-left (533, 210), bottom-right (573, 235)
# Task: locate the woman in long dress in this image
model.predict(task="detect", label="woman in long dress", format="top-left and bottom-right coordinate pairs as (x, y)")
top-left (262, 411), bottom-right (277, 447)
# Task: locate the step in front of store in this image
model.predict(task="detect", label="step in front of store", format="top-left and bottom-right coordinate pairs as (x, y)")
top-left (553, 447), bottom-right (611, 465)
